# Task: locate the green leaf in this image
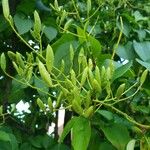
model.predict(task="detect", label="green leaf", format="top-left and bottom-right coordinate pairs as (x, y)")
top-left (2, 0), bottom-right (10, 19)
top-left (52, 34), bottom-right (78, 73)
top-left (100, 123), bottom-right (130, 150)
top-left (97, 110), bottom-right (114, 121)
top-left (77, 27), bottom-right (101, 57)
top-left (133, 11), bottom-right (147, 22)
top-left (133, 41), bottom-right (150, 61)
top-left (112, 61), bottom-right (133, 81)
top-left (99, 141), bottom-right (116, 150)
top-left (34, 76), bottom-right (49, 96)
top-left (59, 117), bottom-right (77, 143)
top-left (116, 42), bottom-right (135, 60)
top-left (0, 131), bottom-right (10, 142)
top-left (43, 26), bottom-right (57, 41)
top-left (136, 59), bottom-right (150, 71)
top-left (126, 139), bottom-right (136, 150)
top-left (14, 14), bottom-right (33, 35)
top-left (0, 53), bottom-right (6, 71)
top-left (72, 116), bottom-right (91, 150)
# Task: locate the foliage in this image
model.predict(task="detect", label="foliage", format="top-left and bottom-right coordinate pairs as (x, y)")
top-left (0, 0), bottom-right (150, 149)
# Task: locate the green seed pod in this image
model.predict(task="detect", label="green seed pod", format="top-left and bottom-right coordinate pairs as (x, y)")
top-left (69, 44), bottom-right (74, 62)
top-left (12, 61), bottom-right (20, 75)
top-left (0, 53), bottom-right (6, 71)
top-left (46, 45), bottom-right (54, 73)
top-left (81, 67), bottom-right (88, 86)
top-left (38, 61), bottom-right (53, 87)
top-left (64, 19), bottom-right (73, 31)
top-left (87, 0), bottom-right (91, 15)
top-left (34, 10), bottom-right (41, 33)
top-left (92, 79), bottom-right (101, 93)
top-left (101, 66), bottom-right (106, 79)
top-left (88, 68), bottom-right (94, 86)
top-left (60, 59), bottom-right (65, 73)
top-left (55, 91), bottom-right (63, 108)
top-left (0, 106), bottom-right (3, 115)
top-left (2, 0), bottom-right (10, 19)
top-left (82, 56), bottom-right (87, 69)
top-left (83, 106), bottom-right (94, 118)
top-left (66, 79), bottom-right (74, 89)
top-left (72, 87), bottom-right (81, 105)
top-left (25, 66), bottom-right (33, 82)
top-left (16, 52), bottom-right (25, 69)
top-left (88, 58), bottom-right (93, 70)
top-left (61, 86), bottom-right (69, 97)
top-left (59, 10), bottom-right (67, 25)
top-left (48, 97), bottom-right (53, 112)
top-left (70, 69), bottom-right (76, 85)
top-left (37, 98), bottom-right (46, 111)
top-left (78, 48), bottom-right (84, 64)
top-left (95, 66), bottom-right (101, 85)
top-left (72, 100), bottom-right (83, 115)
top-left (106, 67), bottom-right (111, 80)
top-left (140, 69), bottom-right (148, 85)
top-left (8, 51), bottom-right (16, 61)
top-left (84, 91), bottom-right (91, 109)
top-left (84, 21), bottom-right (89, 31)
top-left (115, 83), bottom-right (125, 99)
top-left (54, 0), bottom-right (59, 10)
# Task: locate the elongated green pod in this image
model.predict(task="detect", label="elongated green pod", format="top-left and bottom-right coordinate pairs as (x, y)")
top-left (72, 100), bottom-right (83, 115)
top-left (88, 58), bottom-right (93, 70)
top-left (70, 69), bottom-right (76, 85)
top-left (140, 69), bottom-right (148, 85)
top-left (25, 66), bottom-right (33, 81)
top-left (95, 66), bottom-right (101, 85)
top-left (92, 79), bottom-right (101, 93)
top-left (82, 56), bottom-right (87, 69)
top-left (61, 86), bottom-right (69, 97)
top-left (66, 79), bottom-right (74, 89)
top-left (81, 67), bottom-right (88, 86)
top-left (69, 44), bottom-right (74, 62)
top-left (46, 45), bottom-right (54, 73)
top-left (16, 52), bottom-right (25, 69)
top-left (106, 67), bottom-right (111, 80)
top-left (37, 98), bottom-right (46, 111)
top-left (115, 83), bottom-right (125, 99)
top-left (12, 61), bottom-right (20, 75)
top-left (0, 106), bottom-right (3, 115)
top-left (8, 51), bottom-right (16, 61)
top-left (84, 91), bottom-right (91, 109)
top-left (48, 97), bottom-right (53, 112)
top-left (38, 61), bottom-right (53, 87)
top-left (83, 106), bottom-right (94, 118)
top-left (2, 0), bottom-right (10, 19)
top-left (54, 0), bottom-right (59, 10)
top-left (72, 87), bottom-right (81, 105)
top-left (78, 48), bottom-right (84, 64)
top-left (87, 0), bottom-right (91, 15)
top-left (101, 66), bottom-right (106, 79)
top-left (55, 92), bottom-right (63, 108)
top-left (64, 19), bottom-right (73, 31)
top-left (34, 10), bottom-right (41, 34)
top-left (0, 53), bottom-right (6, 71)
top-left (59, 10), bottom-right (67, 25)
top-left (88, 68), bottom-right (94, 85)
top-left (60, 59), bottom-right (65, 73)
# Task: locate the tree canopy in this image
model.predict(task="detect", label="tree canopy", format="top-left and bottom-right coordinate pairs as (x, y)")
top-left (0, 0), bottom-right (150, 149)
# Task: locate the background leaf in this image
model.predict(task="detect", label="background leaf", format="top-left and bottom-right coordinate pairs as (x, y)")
top-left (100, 123), bottom-right (130, 150)
top-left (72, 116), bottom-right (91, 150)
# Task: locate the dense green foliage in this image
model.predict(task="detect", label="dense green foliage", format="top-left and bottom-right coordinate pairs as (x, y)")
top-left (0, 0), bottom-right (150, 149)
